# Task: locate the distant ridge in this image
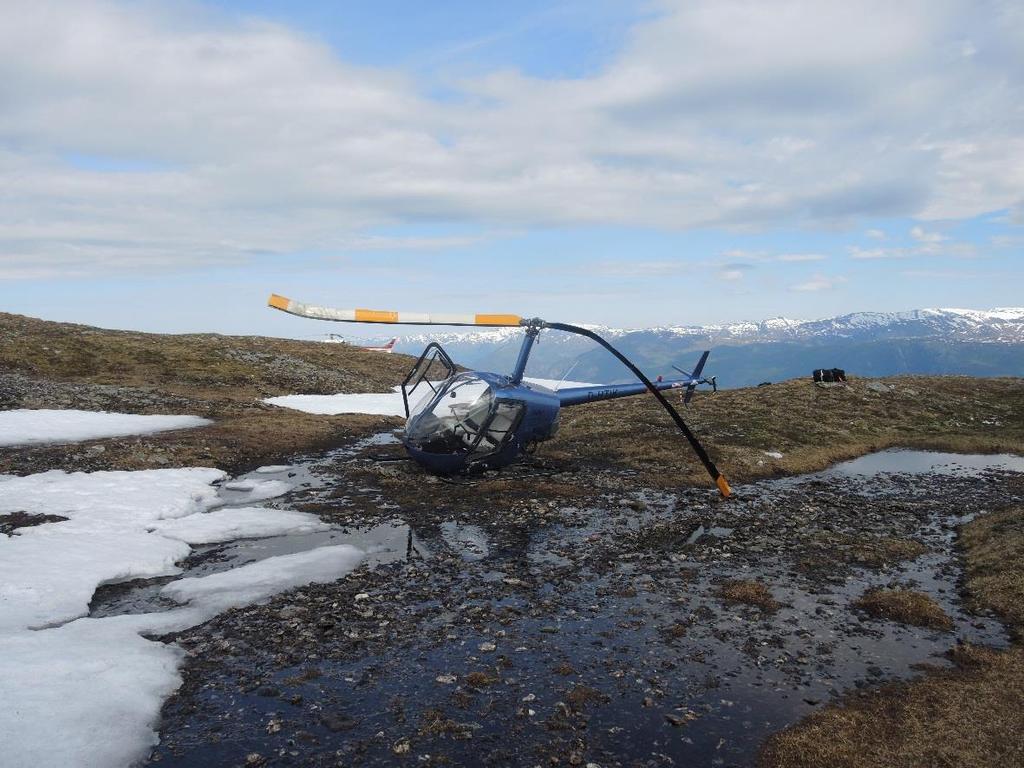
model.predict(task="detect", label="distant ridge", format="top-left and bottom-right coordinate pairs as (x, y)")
top-left (365, 308), bottom-right (1024, 387)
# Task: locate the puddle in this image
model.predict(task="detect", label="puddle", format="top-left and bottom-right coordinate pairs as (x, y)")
top-left (90, 434), bottom-right (408, 617)
top-left (823, 449), bottom-right (1024, 477)
top-left (685, 524), bottom-right (734, 545)
top-left (90, 431), bottom-right (505, 618)
top-left (147, 445), bottom-right (1023, 767)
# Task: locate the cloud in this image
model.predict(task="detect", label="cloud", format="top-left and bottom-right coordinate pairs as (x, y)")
top-left (790, 274), bottom-right (847, 292)
top-left (776, 253), bottom-right (827, 262)
top-left (910, 226), bottom-right (946, 243)
top-left (0, 0), bottom-right (1023, 276)
top-left (865, 228), bottom-right (886, 239)
top-left (848, 246), bottom-right (900, 260)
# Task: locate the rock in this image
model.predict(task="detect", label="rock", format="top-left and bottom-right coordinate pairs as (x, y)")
top-left (321, 714), bottom-right (358, 732)
top-left (478, 641), bottom-right (496, 652)
top-left (435, 674), bottom-right (457, 684)
top-left (867, 382), bottom-right (891, 393)
top-left (665, 710), bottom-right (699, 727)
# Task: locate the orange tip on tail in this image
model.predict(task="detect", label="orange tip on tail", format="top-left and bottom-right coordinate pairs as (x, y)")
top-left (716, 474), bottom-right (732, 498)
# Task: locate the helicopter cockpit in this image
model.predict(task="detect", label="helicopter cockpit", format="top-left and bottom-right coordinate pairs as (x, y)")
top-left (405, 372), bottom-right (524, 459)
top-left (398, 343), bottom-right (527, 469)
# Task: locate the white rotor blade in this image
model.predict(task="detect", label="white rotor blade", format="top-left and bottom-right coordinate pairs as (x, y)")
top-left (268, 294), bottom-right (522, 327)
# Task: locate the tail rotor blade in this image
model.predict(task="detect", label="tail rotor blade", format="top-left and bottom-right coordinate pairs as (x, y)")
top-left (268, 294), bottom-right (522, 327)
top-left (690, 351), bottom-right (710, 380)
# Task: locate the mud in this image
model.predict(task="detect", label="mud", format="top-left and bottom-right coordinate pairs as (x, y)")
top-left (138, 441), bottom-right (1022, 767)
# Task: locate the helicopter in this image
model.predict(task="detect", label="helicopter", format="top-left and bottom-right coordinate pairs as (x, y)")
top-left (268, 294), bottom-right (731, 498)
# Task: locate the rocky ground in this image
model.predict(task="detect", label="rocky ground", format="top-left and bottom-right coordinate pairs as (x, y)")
top-left (3, 311), bottom-right (1024, 767)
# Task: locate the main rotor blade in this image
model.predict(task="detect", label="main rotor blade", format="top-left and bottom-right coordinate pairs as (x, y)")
top-left (546, 321), bottom-right (731, 499)
top-left (269, 294), bottom-right (522, 327)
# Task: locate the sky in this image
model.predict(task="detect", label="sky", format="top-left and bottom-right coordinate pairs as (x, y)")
top-left (0, 0), bottom-right (1022, 339)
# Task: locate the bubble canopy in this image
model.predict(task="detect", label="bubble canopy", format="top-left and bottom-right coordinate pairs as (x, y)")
top-left (405, 373), bottom-right (524, 460)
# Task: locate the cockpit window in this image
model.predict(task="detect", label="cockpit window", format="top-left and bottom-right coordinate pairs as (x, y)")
top-left (401, 343), bottom-right (457, 419)
top-left (405, 374), bottom-right (523, 460)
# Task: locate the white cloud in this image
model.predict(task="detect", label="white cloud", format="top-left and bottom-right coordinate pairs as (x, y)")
top-left (790, 274), bottom-right (847, 292)
top-left (910, 226), bottom-right (947, 243)
top-left (719, 269), bottom-right (745, 281)
top-left (848, 246), bottom-right (899, 260)
top-left (865, 228), bottom-right (887, 239)
top-left (0, 0), bottom-right (1022, 277)
top-left (776, 253), bottom-right (827, 262)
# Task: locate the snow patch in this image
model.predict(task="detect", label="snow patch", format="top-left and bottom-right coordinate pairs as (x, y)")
top-left (0, 468), bottom-right (224, 632)
top-left (263, 377), bottom-right (598, 417)
top-left (0, 467), bottom-right (356, 768)
top-left (150, 507), bottom-right (330, 544)
top-left (264, 389), bottom-right (406, 416)
top-left (161, 545), bottom-right (363, 614)
top-left (0, 409), bottom-right (211, 447)
top-left (0, 615), bottom-right (186, 768)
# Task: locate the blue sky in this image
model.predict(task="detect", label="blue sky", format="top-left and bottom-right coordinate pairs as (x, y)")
top-left (1, 0), bottom-right (1021, 338)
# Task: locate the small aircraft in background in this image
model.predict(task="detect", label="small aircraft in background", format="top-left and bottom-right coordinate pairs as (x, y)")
top-left (323, 334), bottom-right (397, 353)
top-left (269, 294), bottom-right (730, 498)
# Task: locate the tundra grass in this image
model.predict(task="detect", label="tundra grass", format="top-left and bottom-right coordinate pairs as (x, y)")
top-left (760, 507), bottom-right (1024, 768)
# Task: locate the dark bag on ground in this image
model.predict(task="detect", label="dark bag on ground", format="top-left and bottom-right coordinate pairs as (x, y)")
top-left (812, 368), bottom-right (847, 383)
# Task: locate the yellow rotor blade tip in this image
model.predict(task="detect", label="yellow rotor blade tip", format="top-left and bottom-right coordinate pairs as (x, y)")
top-left (268, 294), bottom-right (291, 310)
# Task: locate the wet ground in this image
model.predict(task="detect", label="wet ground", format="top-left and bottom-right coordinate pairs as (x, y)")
top-left (133, 441), bottom-right (1024, 767)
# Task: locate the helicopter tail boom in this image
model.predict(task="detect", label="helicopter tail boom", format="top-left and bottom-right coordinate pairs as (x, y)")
top-left (269, 294), bottom-right (522, 327)
top-left (555, 379), bottom-right (694, 407)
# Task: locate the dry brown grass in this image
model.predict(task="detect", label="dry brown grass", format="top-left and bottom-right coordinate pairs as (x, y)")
top-left (852, 588), bottom-right (954, 631)
top-left (961, 508), bottom-right (1024, 640)
top-left (760, 508), bottom-right (1024, 768)
top-left (760, 645), bottom-right (1024, 768)
top-left (547, 376), bottom-right (1024, 488)
top-left (716, 579), bottom-right (780, 612)
top-left (0, 311), bottom-right (411, 398)
top-left (0, 312), bottom-right (412, 474)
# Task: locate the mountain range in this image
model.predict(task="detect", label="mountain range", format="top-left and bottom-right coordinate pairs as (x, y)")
top-left (363, 308), bottom-right (1024, 388)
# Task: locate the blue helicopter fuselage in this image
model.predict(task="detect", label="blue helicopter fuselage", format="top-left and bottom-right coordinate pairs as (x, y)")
top-left (399, 328), bottom-right (708, 475)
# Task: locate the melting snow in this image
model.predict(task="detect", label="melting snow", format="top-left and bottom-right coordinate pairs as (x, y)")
top-left (0, 467), bottom-right (362, 768)
top-left (254, 464), bottom-right (291, 474)
top-left (150, 506), bottom-right (330, 544)
top-left (161, 545), bottom-right (362, 615)
top-left (0, 409), bottom-right (211, 447)
top-left (263, 378), bottom-right (597, 417)
top-left (264, 389), bottom-right (407, 416)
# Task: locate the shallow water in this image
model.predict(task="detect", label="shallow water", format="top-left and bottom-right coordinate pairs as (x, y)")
top-left (823, 448), bottom-right (1024, 477)
top-left (139, 443), bottom-right (1022, 767)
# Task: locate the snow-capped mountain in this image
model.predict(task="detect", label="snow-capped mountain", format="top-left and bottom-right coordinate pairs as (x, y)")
top-left (355, 308), bottom-right (1024, 387)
